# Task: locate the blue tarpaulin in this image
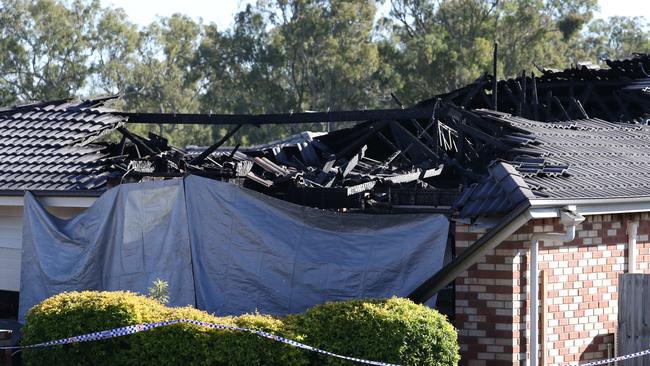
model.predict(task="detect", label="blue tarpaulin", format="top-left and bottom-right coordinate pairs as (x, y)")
top-left (20, 175), bottom-right (448, 320)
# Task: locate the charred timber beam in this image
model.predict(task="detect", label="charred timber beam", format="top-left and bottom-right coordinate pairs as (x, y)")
top-left (117, 108), bottom-right (434, 125)
top-left (189, 125), bottom-right (242, 165)
top-left (461, 79), bottom-right (488, 108)
top-left (502, 84), bottom-right (521, 111)
top-left (493, 42), bottom-right (498, 110)
top-left (377, 132), bottom-right (413, 165)
top-left (570, 98), bottom-right (589, 119)
top-left (514, 80), bottom-right (524, 116)
top-left (388, 121), bottom-right (439, 160)
top-left (390, 92), bottom-right (404, 108)
top-left (531, 72), bottom-right (539, 120)
top-left (117, 127), bottom-right (157, 156)
top-left (526, 79), bottom-right (630, 89)
top-left (335, 120), bottom-right (390, 160)
top-left (521, 71), bottom-right (527, 106)
top-left (552, 96), bottom-right (571, 120)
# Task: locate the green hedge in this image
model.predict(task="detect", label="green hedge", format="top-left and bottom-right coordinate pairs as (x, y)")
top-left (22, 292), bottom-right (459, 366)
top-left (288, 298), bottom-right (459, 366)
top-left (22, 291), bottom-right (306, 366)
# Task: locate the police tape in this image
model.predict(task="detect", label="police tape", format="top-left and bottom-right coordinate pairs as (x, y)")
top-left (568, 346), bottom-right (650, 366)
top-left (0, 318), bottom-right (401, 366)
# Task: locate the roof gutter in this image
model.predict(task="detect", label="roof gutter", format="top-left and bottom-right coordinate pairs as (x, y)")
top-left (408, 201), bottom-right (532, 303)
top-left (530, 196), bottom-right (650, 216)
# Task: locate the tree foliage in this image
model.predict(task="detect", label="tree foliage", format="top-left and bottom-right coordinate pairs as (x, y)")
top-left (0, 0), bottom-right (104, 103)
top-left (582, 16), bottom-right (650, 60)
top-left (0, 0), bottom-right (647, 145)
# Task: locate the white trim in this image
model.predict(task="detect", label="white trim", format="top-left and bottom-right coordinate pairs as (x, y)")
top-left (575, 201), bottom-right (650, 216)
top-left (529, 207), bottom-right (561, 218)
top-left (530, 196), bottom-right (650, 207)
top-left (0, 195), bottom-right (96, 208)
top-left (627, 221), bottom-right (639, 274)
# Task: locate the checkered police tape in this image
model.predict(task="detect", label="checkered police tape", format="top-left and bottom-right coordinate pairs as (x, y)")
top-left (0, 319), bottom-right (401, 366)
top-left (568, 347), bottom-right (650, 366)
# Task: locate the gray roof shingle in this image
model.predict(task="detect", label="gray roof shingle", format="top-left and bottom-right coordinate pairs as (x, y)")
top-left (457, 110), bottom-right (650, 217)
top-left (0, 96), bottom-right (126, 191)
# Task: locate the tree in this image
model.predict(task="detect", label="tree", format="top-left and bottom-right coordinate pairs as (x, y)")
top-left (89, 6), bottom-right (141, 96)
top-left (197, 5), bottom-right (290, 145)
top-left (380, 0), bottom-right (599, 103)
top-left (547, 0), bottom-right (598, 40)
top-left (380, 0), bottom-right (497, 102)
top-left (197, 0), bottom-right (395, 144)
top-left (264, 0), bottom-right (387, 111)
top-left (0, 0), bottom-right (103, 104)
top-left (582, 16), bottom-right (650, 61)
top-left (118, 15), bottom-right (214, 147)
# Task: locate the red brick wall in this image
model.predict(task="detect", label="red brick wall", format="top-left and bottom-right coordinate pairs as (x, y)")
top-left (455, 213), bottom-right (650, 366)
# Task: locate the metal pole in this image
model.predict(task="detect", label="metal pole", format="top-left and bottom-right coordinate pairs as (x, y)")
top-left (530, 239), bottom-right (539, 366)
top-left (627, 221), bottom-right (639, 273)
top-left (541, 270), bottom-right (548, 366)
top-left (529, 221), bottom-right (580, 366)
top-left (493, 42), bottom-right (498, 110)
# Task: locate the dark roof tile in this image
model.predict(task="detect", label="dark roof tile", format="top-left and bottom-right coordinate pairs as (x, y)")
top-left (457, 111), bottom-right (650, 217)
top-left (0, 96), bottom-right (125, 191)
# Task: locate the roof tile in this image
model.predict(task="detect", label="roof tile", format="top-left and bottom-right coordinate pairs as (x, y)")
top-left (0, 96), bottom-right (125, 191)
top-left (457, 111), bottom-right (650, 217)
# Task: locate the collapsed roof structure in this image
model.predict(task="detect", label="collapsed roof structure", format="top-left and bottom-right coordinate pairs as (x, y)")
top-left (432, 53), bottom-right (650, 123)
top-left (5, 54), bottom-right (650, 219)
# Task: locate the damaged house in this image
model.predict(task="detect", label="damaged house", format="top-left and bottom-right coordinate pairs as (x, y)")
top-left (3, 54), bottom-right (650, 366)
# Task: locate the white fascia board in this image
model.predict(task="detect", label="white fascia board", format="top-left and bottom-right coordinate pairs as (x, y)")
top-left (530, 197), bottom-right (650, 216)
top-left (0, 195), bottom-right (96, 208)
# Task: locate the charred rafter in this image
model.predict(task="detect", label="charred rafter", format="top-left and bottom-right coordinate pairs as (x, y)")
top-left (422, 53), bottom-right (650, 123)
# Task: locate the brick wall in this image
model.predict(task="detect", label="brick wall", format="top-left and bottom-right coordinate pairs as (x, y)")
top-left (455, 213), bottom-right (650, 366)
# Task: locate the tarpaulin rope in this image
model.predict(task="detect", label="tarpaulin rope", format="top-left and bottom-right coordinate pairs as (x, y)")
top-left (0, 319), bottom-right (401, 366)
top-left (567, 346), bottom-right (650, 366)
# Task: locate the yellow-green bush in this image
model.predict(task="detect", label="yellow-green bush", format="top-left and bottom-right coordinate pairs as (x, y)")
top-left (23, 292), bottom-right (458, 366)
top-left (287, 298), bottom-right (460, 366)
top-left (22, 291), bottom-right (307, 366)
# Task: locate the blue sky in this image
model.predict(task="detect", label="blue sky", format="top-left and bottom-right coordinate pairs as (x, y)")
top-left (101, 0), bottom-right (650, 29)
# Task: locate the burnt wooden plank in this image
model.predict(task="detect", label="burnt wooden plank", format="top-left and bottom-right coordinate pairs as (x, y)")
top-left (118, 108), bottom-right (434, 125)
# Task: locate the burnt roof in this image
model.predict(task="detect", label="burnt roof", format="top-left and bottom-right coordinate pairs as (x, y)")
top-left (0, 96), bottom-right (126, 191)
top-left (4, 55), bottom-right (650, 216)
top-left (423, 53), bottom-right (650, 124)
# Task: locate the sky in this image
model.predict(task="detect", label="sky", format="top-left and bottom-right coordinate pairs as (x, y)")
top-left (101, 0), bottom-right (650, 29)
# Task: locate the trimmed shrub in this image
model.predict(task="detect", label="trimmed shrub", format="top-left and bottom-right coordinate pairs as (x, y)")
top-left (287, 297), bottom-right (460, 366)
top-left (200, 313), bottom-right (309, 366)
top-left (22, 291), bottom-right (308, 366)
top-left (23, 292), bottom-right (458, 366)
top-left (23, 291), bottom-right (168, 365)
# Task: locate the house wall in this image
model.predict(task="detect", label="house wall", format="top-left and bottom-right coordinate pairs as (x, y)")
top-left (0, 205), bottom-right (87, 292)
top-left (0, 206), bottom-right (23, 292)
top-left (455, 213), bottom-right (650, 366)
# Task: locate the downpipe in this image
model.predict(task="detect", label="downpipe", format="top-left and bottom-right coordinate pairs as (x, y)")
top-left (529, 210), bottom-right (584, 366)
top-left (628, 221), bottom-right (638, 273)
